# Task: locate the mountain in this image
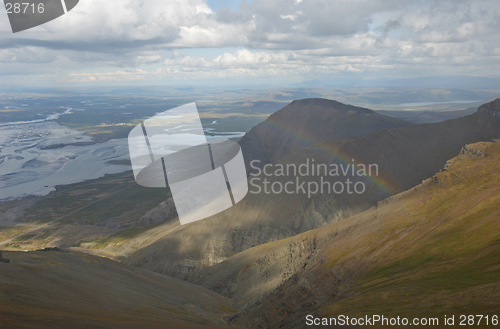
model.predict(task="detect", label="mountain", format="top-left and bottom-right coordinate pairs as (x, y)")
top-left (4, 97), bottom-right (500, 328)
top-left (95, 98), bottom-right (500, 282)
top-left (478, 97), bottom-right (500, 118)
top-left (239, 98), bottom-right (412, 174)
top-left (0, 249), bottom-right (236, 329)
top-left (375, 106), bottom-right (478, 124)
top-left (185, 140), bottom-right (500, 328)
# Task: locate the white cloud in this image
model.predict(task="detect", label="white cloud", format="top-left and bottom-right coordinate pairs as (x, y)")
top-left (1, 0), bottom-right (500, 85)
top-left (62, 68), bottom-right (168, 83)
top-left (280, 14), bottom-right (299, 21)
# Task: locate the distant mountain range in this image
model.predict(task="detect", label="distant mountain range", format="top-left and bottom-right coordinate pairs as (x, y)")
top-left (375, 106), bottom-right (478, 124)
top-left (301, 75), bottom-right (500, 90)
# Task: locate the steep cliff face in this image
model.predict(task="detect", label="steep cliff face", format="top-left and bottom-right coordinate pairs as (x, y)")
top-left (477, 98), bottom-right (500, 118)
top-left (183, 234), bottom-right (330, 309)
top-left (239, 98), bottom-right (412, 174)
top-left (138, 197), bottom-right (177, 226)
top-left (186, 140), bottom-right (500, 329)
top-left (117, 99), bottom-right (500, 281)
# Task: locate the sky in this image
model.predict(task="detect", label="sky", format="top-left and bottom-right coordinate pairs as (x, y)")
top-left (1, 0), bottom-right (500, 89)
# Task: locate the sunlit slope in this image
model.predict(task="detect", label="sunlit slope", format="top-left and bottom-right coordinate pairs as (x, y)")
top-left (0, 250), bottom-right (236, 329)
top-left (116, 99), bottom-right (500, 279)
top-left (185, 141), bottom-right (500, 328)
top-left (320, 140), bottom-right (500, 320)
top-left (26, 98), bottom-right (499, 285)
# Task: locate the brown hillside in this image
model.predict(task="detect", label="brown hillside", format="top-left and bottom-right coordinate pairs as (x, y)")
top-left (186, 140), bottom-right (500, 328)
top-left (117, 99), bottom-right (500, 280)
top-left (0, 250), bottom-right (236, 329)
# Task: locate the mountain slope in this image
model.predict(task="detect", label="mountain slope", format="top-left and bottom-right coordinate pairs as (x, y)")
top-left (0, 250), bottom-right (236, 329)
top-left (239, 98), bottom-right (412, 173)
top-left (55, 98), bottom-right (500, 289)
top-left (185, 140), bottom-right (500, 328)
top-left (114, 99), bottom-right (500, 277)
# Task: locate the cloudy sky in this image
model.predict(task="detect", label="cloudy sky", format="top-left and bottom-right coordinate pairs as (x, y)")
top-left (1, 0), bottom-right (500, 88)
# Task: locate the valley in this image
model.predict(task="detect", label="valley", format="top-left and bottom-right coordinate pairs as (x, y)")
top-left (1, 96), bottom-right (500, 328)
top-left (3, 0), bottom-right (500, 327)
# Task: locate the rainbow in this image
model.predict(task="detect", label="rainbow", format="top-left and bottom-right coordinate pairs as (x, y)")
top-left (256, 119), bottom-right (398, 196)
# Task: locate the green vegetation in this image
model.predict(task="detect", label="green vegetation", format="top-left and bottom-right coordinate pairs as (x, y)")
top-left (219, 305), bottom-right (238, 313)
top-left (93, 223), bottom-right (163, 248)
top-left (66, 184), bottom-right (170, 226)
top-left (0, 225), bottom-right (34, 242)
top-left (322, 141), bottom-right (500, 324)
top-left (18, 171), bottom-right (168, 226)
top-left (14, 233), bottom-right (37, 241)
top-left (0, 94), bottom-right (274, 251)
top-left (0, 170), bottom-right (169, 251)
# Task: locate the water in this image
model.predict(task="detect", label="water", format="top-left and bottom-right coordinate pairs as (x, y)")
top-left (0, 107), bottom-right (78, 127)
top-left (0, 121), bottom-right (131, 201)
top-left (0, 115), bottom-right (245, 201)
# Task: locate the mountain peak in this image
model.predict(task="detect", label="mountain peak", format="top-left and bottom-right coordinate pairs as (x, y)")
top-left (288, 98), bottom-right (371, 114)
top-left (290, 98), bottom-right (343, 106)
top-left (477, 98), bottom-right (500, 118)
top-left (238, 98), bottom-right (411, 172)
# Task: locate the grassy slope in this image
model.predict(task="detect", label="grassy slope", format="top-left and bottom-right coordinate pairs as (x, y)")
top-left (321, 141), bottom-right (500, 320)
top-left (107, 107), bottom-right (500, 281)
top-left (186, 141), bottom-right (500, 328)
top-left (0, 171), bottom-right (170, 251)
top-left (0, 250), bottom-right (236, 329)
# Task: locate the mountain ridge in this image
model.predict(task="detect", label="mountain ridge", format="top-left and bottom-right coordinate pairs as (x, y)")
top-left (109, 98), bottom-right (500, 280)
top-left (185, 140), bottom-right (500, 328)
top-left (478, 98), bottom-right (500, 118)
top-left (239, 98), bottom-right (412, 174)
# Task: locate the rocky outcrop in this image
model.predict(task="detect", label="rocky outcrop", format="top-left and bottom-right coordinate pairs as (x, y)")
top-left (460, 144), bottom-right (486, 158)
top-left (477, 98), bottom-right (500, 119)
top-left (184, 235), bottom-right (329, 308)
top-left (138, 197), bottom-right (177, 226)
top-left (35, 247), bottom-right (66, 252)
top-left (187, 140), bottom-right (500, 329)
